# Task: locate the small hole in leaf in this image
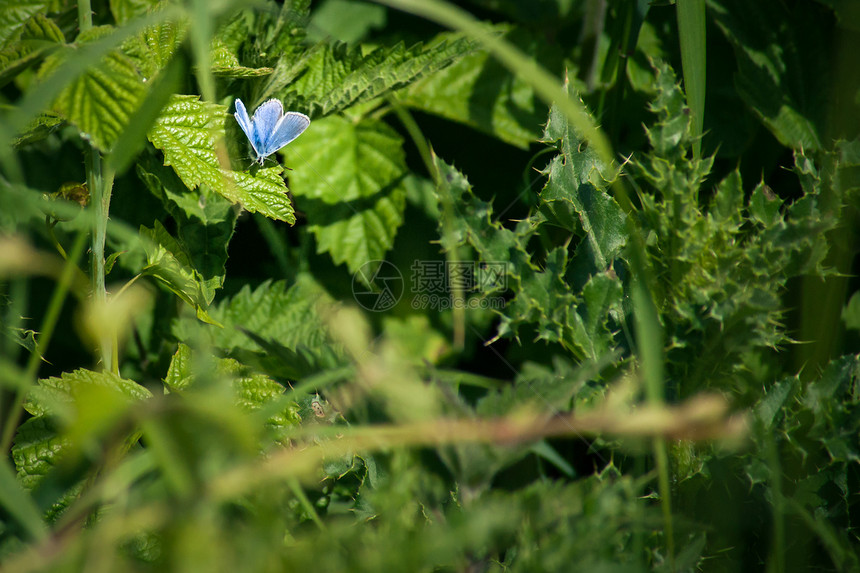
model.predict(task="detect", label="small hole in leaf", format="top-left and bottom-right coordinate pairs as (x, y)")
top-left (577, 141), bottom-right (588, 153)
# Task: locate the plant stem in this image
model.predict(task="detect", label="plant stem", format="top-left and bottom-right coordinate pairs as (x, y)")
top-left (78, 0), bottom-right (92, 32)
top-left (87, 147), bottom-right (116, 373)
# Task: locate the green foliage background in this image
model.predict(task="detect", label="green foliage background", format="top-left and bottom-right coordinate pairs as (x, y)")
top-left (1, 0), bottom-right (859, 571)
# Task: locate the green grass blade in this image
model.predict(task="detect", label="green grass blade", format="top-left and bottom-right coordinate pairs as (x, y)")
top-left (677, 0), bottom-right (706, 159)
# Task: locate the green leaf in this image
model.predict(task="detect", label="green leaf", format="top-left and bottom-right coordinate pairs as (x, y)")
top-left (137, 155), bottom-right (224, 222)
top-left (0, 13), bottom-right (64, 88)
top-left (110, 0), bottom-right (161, 25)
top-left (398, 28), bottom-right (546, 149)
top-left (12, 370), bottom-right (150, 521)
top-left (577, 271), bottom-right (624, 359)
top-left (12, 416), bottom-right (71, 490)
top-left (279, 35), bottom-right (475, 117)
top-left (38, 26), bottom-right (148, 153)
top-left (539, 78), bottom-right (625, 273)
top-left (173, 275), bottom-right (332, 350)
top-left (626, 62), bottom-right (842, 394)
top-left (164, 343), bottom-right (301, 430)
top-left (122, 17), bottom-right (187, 79)
top-left (747, 181), bottom-right (781, 227)
top-left (0, 0), bottom-right (50, 49)
top-left (307, 0), bottom-right (386, 43)
top-left (163, 342), bottom-right (193, 391)
top-left (171, 275), bottom-right (341, 377)
top-left (11, 110), bottom-right (63, 147)
top-left (139, 221), bottom-right (221, 323)
top-left (709, 0), bottom-right (828, 150)
top-left (210, 38), bottom-right (273, 77)
top-left (433, 156), bottom-right (616, 357)
top-left (286, 115), bottom-right (407, 271)
top-left (147, 94), bottom-right (296, 223)
top-left (24, 368), bottom-right (152, 418)
top-left (842, 291), bottom-right (860, 331)
top-left (476, 356), bottom-right (605, 417)
top-left (137, 156), bottom-right (237, 284)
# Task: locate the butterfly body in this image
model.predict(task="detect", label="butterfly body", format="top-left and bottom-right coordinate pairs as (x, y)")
top-left (234, 98), bottom-right (310, 165)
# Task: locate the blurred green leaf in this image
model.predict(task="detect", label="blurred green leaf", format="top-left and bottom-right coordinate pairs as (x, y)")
top-left (308, 0), bottom-right (386, 43)
top-left (210, 38), bottom-right (273, 77)
top-left (0, 13), bottom-right (64, 88)
top-left (38, 26), bottom-right (147, 153)
top-left (172, 274), bottom-right (340, 375)
top-left (0, 0), bottom-right (50, 49)
top-left (110, 0), bottom-right (161, 25)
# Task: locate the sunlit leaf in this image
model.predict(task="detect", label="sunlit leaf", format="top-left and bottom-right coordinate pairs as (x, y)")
top-left (286, 114), bottom-right (407, 270)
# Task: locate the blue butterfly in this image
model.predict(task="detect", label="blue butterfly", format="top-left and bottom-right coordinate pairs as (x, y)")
top-left (234, 98), bottom-right (310, 165)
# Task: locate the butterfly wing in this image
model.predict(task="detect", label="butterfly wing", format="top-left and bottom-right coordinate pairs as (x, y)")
top-left (251, 99), bottom-right (286, 160)
top-left (233, 99), bottom-right (263, 159)
top-left (267, 112), bottom-right (311, 155)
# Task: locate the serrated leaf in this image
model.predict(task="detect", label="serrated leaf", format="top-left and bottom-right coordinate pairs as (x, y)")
top-left (137, 154), bottom-right (232, 223)
top-left (139, 221), bottom-right (220, 321)
top-left (164, 342), bottom-right (193, 391)
top-left (11, 110), bottom-right (63, 146)
top-left (748, 181), bottom-right (782, 227)
top-left (24, 368), bottom-right (152, 418)
top-left (148, 95), bottom-right (296, 223)
top-left (171, 275), bottom-right (341, 378)
top-left (286, 115), bottom-right (407, 271)
top-left (12, 416), bottom-right (71, 490)
top-left (38, 26), bottom-right (147, 153)
top-left (4, 325), bottom-right (38, 354)
top-left (0, 0), bottom-right (50, 49)
top-left (279, 35), bottom-right (475, 117)
top-left (0, 13), bottom-right (64, 88)
top-left (13, 370), bottom-right (150, 520)
top-left (137, 157), bottom-right (236, 286)
top-left (476, 356), bottom-right (603, 417)
top-left (577, 271), bottom-right (623, 359)
top-left (398, 29), bottom-right (545, 149)
top-left (122, 17), bottom-right (187, 79)
top-left (110, 0), bottom-right (161, 25)
top-left (539, 79), bottom-right (624, 272)
top-left (0, 454), bottom-right (47, 540)
top-left (164, 344), bottom-right (301, 431)
top-left (210, 38), bottom-right (272, 77)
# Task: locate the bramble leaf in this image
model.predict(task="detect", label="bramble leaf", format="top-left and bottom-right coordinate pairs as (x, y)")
top-left (286, 115), bottom-right (407, 271)
top-left (278, 36), bottom-right (475, 117)
top-left (147, 95), bottom-right (296, 223)
top-left (39, 26), bottom-right (147, 153)
top-left (0, 0), bottom-right (50, 49)
top-left (0, 13), bottom-right (64, 88)
top-left (171, 274), bottom-right (343, 379)
top-left (398, 29), bottom-right (547, 149)
top-left (139, 220), bottom-right (221, 324)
